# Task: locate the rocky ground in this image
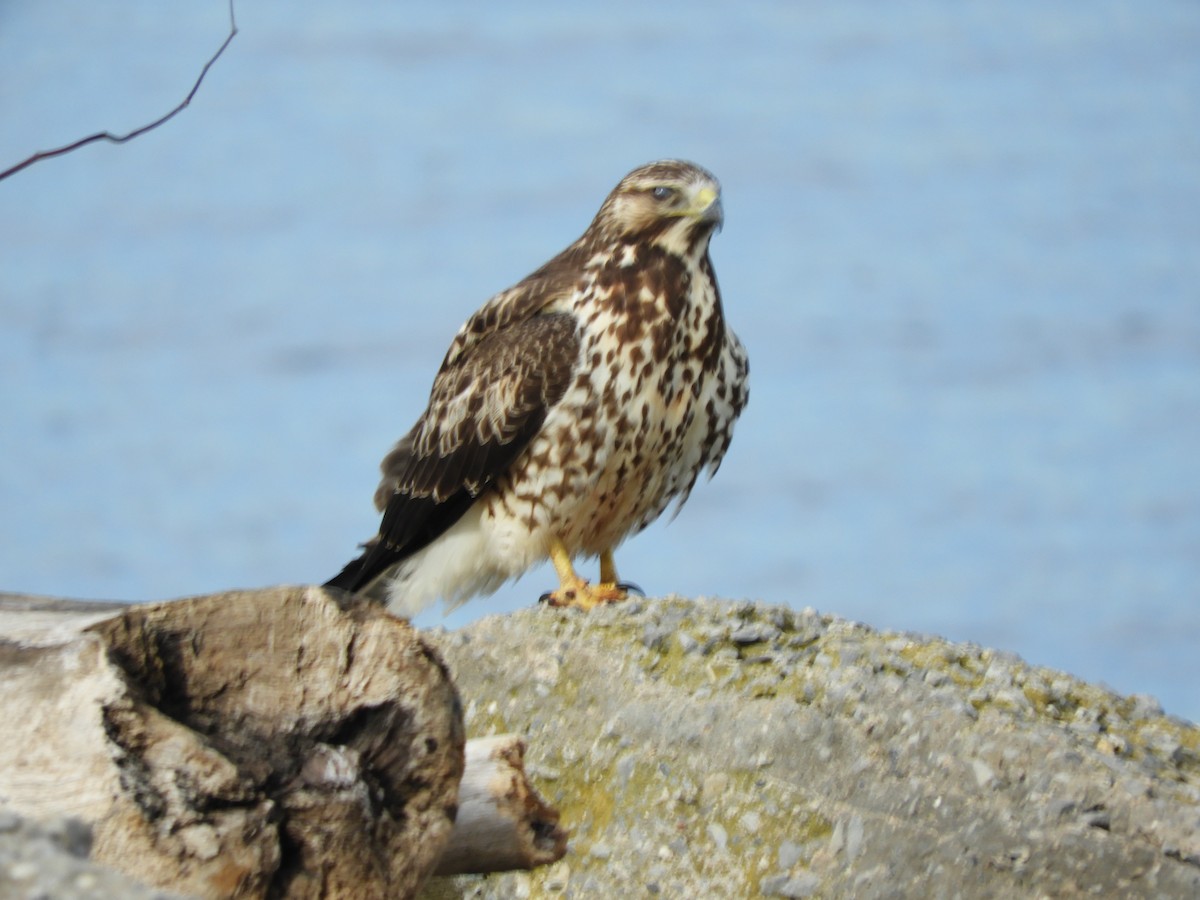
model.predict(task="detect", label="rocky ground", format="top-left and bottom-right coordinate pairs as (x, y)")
top-left (0, 812), bottom-right (180, 900)
top-left (420, 596), bottom-right (1200, 899)
top-left (3, 595), bottom-right (1198, 898)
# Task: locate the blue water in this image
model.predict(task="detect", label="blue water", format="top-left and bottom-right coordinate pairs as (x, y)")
top-left (2, 2), bottom-right (1198, 721)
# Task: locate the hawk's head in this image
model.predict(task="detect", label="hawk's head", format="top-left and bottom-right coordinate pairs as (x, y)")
top-left (589, 160), bottom-right (723, 255)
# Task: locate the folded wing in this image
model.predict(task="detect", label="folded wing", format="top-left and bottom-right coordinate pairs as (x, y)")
top-left (325, 310), bottom-right (579, 594)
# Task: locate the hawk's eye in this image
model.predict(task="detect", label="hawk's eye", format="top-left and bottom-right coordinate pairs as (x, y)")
top-left (651, 185), bottom-right (677, 202)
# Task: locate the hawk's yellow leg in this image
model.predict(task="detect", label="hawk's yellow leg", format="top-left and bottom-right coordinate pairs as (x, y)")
top-left (542, 538), bottom-right (632, 610)
top-left (599, 549), bottom-right (619, 586)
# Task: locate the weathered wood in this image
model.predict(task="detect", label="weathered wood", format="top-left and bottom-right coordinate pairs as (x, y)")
top-left (0, 587), bottom-right (465, 899)
top-left (434, 734), bottom-right (567, 876)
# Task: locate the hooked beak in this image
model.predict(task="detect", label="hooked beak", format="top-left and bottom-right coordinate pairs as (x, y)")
top-left (690, 185), bottom-right (724, 231)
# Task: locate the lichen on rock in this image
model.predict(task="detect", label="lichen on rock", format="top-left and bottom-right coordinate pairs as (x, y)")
top-left (422, 595), bottom-right (1200, 899)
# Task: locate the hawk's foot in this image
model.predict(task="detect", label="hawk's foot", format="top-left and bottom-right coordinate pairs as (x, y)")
top-left (540, 576), bottom-right (635, 611)
top-left (541, 539), bottom-right (643, 611)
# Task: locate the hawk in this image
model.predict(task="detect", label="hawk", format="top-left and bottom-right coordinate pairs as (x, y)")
top-left (325, 160), bottom-right (749, 614)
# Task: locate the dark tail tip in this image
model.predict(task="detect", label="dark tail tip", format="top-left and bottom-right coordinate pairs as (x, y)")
top-left (323, 540), bottom-right (405, 596)
top-left (323, 556), bottom-right (369, 593)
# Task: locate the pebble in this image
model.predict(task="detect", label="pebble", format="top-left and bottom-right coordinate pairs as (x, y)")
top-left (542, 860), bottom-right (570, 891)
top-left (707, 822), bottom-right (729, 851)
top-left (642, 622), bottom-right (673, 650)
top-left (777, 839), bottom-right (805, 869)
top-left (616, 753), bottom-right (638, 786)
top-left (971, 759), bottom-right (998, 789)
top-left (760, 871), bottom-right (821, 897)
top-left (844, 815), bottom-right (865, 862)
top-left (731, 623), bottom-right (781, 645)
top-left (676, 631), bottom-right (700, 654)
top-left (703, 772), bottom-right (730, 798)
top-left (8, 860), bottom-right (36, 881)
top-left (1127, 693), bottom-right (1164, 718)
top-left (992, 687), bottom-right (1033, 715)
top-left (739, 811), bottom-right (762, 834)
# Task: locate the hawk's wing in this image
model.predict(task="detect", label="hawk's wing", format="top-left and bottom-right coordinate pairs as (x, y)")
top-left (325, 275), bottom-right (582, 594)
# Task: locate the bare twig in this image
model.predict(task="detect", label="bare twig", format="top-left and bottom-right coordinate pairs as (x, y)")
top-left (0, 0), bottom-right (238, 183)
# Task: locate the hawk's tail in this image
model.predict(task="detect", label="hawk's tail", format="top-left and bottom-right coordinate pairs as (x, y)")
top-left (322, 538), bottom-right (403, 596)
top-left (323, 555), bottom-right (371, 593)
top-left (325, 488), bottom-right (481, 596)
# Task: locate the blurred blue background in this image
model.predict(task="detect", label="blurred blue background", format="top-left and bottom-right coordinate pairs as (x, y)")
top-left (2, 2), bottom-right (1197, 720)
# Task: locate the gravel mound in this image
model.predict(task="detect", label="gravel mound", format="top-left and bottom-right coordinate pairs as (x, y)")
top-left (422, 596), bottom-right (1200, 899)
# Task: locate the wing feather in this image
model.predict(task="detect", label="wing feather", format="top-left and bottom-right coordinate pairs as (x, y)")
top-left (324, 309), bottom-right (579, 593)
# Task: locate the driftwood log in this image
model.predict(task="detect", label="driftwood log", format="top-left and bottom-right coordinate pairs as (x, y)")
top-left (433, 734), bottom-right (566, 876)
top-left (0, 587), bottom-right (565, 899)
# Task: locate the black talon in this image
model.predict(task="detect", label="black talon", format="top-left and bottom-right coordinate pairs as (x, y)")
top-left (617, 581), bottom-right (644, 596)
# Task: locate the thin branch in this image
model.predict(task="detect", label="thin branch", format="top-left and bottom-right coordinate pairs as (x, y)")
top-left (0, 0), bottom-right (238, 183)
